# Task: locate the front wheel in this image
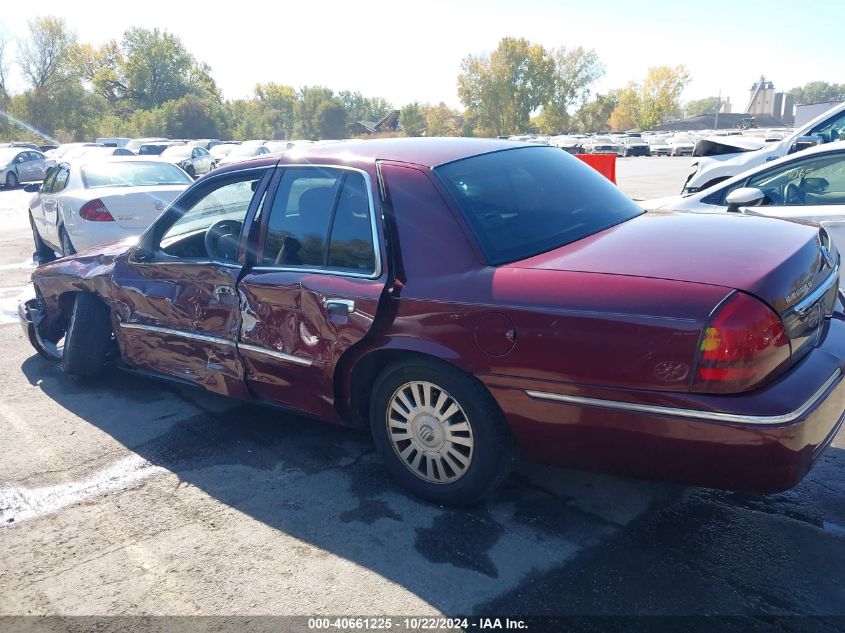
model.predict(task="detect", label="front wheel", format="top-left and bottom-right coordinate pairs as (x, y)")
top-left (5, 171), bottom-right (18, 189)
top-left (30, 214), bottom-right (55, 264)
top-left (370, 358), bottom-right (515, 505)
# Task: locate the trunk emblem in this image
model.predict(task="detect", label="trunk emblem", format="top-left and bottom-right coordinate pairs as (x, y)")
top-left (154, 201), bottom-right (165, 211)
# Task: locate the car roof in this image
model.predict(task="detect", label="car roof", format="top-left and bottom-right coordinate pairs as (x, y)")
top-left (62, 155), bottom-right (184, 169)
top-left (214, 137), bottom-right (536, 175)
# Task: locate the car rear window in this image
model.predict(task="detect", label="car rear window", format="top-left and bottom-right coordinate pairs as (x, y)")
top-left (82, 162), bottom-right (193, 188)
top-left (434, 146), bottom-right (643, 264)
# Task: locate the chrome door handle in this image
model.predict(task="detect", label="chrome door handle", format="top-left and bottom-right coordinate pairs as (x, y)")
top-left (324, 299), bottom-right (355, 314)
top-left (214, 285), bottom-right (236, 296)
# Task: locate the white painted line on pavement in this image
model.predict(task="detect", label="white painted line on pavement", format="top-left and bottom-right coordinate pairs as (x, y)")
top-left (1, 454), bottom-right (166, 526)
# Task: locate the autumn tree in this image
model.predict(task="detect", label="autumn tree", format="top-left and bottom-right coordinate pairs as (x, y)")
top-left (607, 66), bottom-right (690, 131)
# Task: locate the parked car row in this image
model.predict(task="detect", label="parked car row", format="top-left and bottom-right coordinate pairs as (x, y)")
top-left (19, 138), bottom-right (845, 506)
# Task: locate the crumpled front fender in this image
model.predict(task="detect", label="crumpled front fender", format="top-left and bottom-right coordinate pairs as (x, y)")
top-left (31, 239), bottom-right (134, 310)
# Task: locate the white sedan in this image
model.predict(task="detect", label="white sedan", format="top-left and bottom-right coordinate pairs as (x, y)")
top-left (643, 140), bottom-right (845, 255)
top-left (27, 157), bottom-right (193, 259)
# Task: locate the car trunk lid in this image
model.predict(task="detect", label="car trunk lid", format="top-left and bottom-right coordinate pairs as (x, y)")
top-left (88, 186), bottom-right (184, 229)
top-left (509, 211), bottom-right (839, 360)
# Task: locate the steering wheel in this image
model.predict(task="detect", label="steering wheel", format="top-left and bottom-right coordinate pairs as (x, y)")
top-left (204, 219), bottom-right (243, 260)
top-left (784, 182), bottom-right (805, 205)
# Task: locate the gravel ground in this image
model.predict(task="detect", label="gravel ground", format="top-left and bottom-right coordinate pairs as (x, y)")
top-left (0, 159), bottom-right (843, 629)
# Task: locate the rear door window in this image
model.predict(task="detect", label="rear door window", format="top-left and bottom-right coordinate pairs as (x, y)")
top-left (262, 168), bottom-right (376, 273)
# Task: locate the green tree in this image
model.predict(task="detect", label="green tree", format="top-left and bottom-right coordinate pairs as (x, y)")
top-left (685, 96), bottom-right (721, 117)
top-left (163, 93), bottom-right (224, 138)
top-left (399, 102), bottom-right (426, 136)
top-left (422, 102), bottom-right (461, 136)
top-left (789, 81), bottom-right (845, 105)
top-left (573, 92), bottom-right (619, 133)
top-left (538, 47), bottom-right (604, 133)
top-left (294, 86), bottom-right (334, 139)
top-left (255, 82), bottom-right (296, 138)
top-left (338, 91), bottom-right (393, 123)
top-left (121, 27), bottom-right (198, 108)
top-left (458, 37), bottom-right (555, 136)
top-left (314, 100), bottom-right (348, 139)
top-left (17, 16), bottom-right (77, 90)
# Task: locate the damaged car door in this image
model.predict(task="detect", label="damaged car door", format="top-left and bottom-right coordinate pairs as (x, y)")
top-left (111, 167), bottom-right (273, 397)
top-left (236, 165), bottom-right (388, 421)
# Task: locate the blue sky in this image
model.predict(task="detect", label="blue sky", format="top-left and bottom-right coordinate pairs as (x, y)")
top-left (1, 0), bottom-right (842, 111)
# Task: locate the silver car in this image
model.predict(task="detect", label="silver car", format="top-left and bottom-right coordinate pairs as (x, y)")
top-left (0, 148), bottom-right (54, 189)
top-left (159, 145), bottom-right (216, 178)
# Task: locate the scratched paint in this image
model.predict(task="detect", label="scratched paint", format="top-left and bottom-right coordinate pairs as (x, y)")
top-left (0, 454), bottom-right (166, 525)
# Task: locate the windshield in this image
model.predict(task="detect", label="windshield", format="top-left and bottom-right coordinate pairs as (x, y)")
top-left (435, 146), bottom-right (644, 264)
top-left (82, 161), bottom-right (193, 188)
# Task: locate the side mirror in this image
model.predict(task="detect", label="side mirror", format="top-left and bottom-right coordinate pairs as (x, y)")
top-left (23, 183), bottom-right (40, 193)
top-left (789, 135), bottom-right (821, 155)
top-left (726, 187), bottom-right (766, 212)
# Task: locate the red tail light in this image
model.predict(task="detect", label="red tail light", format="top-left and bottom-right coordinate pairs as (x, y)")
top-left (79, 199), bottom-right (114, 222)
top-left (692, 292), bottom-right (790, 394)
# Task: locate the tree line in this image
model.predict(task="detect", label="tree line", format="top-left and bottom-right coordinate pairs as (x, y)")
top-left (0, 18), bottom-right (839, 143)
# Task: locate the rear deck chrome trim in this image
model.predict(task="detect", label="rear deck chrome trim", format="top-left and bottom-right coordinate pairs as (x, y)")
top-left (525, 369), bottom-right (841, 426)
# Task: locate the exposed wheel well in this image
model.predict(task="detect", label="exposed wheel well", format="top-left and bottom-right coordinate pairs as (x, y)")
top-left (341, 349), bottom-right (491, 430)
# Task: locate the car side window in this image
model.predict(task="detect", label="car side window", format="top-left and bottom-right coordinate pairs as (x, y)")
top-left (715, 152), bottom-right (845, 207)
top-left (14, 153), bottom-right (26, 163)
top-left (191, 148), bottom-right (200, 159)
top-left (262, 168), bottom-right (376, 273)
top-left (41, 169), bottom-right (59, 194)
top-left (157, 173), bottom-right (263, 261)
top-left (810, 111), bottom-right (845, 143)
top-left (52, 166), bottom-right (71, 193)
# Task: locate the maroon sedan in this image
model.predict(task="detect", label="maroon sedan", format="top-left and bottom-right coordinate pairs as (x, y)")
top-left (20, 138), bottom-right (845, 505)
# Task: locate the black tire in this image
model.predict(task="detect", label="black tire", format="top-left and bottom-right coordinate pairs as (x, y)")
top-left (30, 214), bottom-right (55, 263)
top-left (186, 165), bottom-right (196, 178)
top-left (59, 227), bottom-right (75, 257)
top-left (5, 171), bottom-right (18, 189)
top-left (62, 293), bottom-right (112, 377)
top-left (369, 358), bottom-right (516, 506)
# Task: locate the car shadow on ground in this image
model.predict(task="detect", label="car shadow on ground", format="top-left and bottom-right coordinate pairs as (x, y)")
top-left (17, 354), bottom-right (845, 621)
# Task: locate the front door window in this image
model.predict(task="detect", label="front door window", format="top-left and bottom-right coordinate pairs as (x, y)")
top-left (157, 174), bottom-right (263, 262)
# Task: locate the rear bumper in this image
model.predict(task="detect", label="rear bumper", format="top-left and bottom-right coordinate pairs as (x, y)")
top-left (484, 317), bottom-right (845, 492)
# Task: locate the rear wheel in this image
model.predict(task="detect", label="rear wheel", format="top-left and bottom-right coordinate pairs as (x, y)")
top-left (59, 227), bottom-right (75, 257)
top-left (5, 171), bottom-right (18, 189)
top-left (370, 358), bottom-right (515, 506)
